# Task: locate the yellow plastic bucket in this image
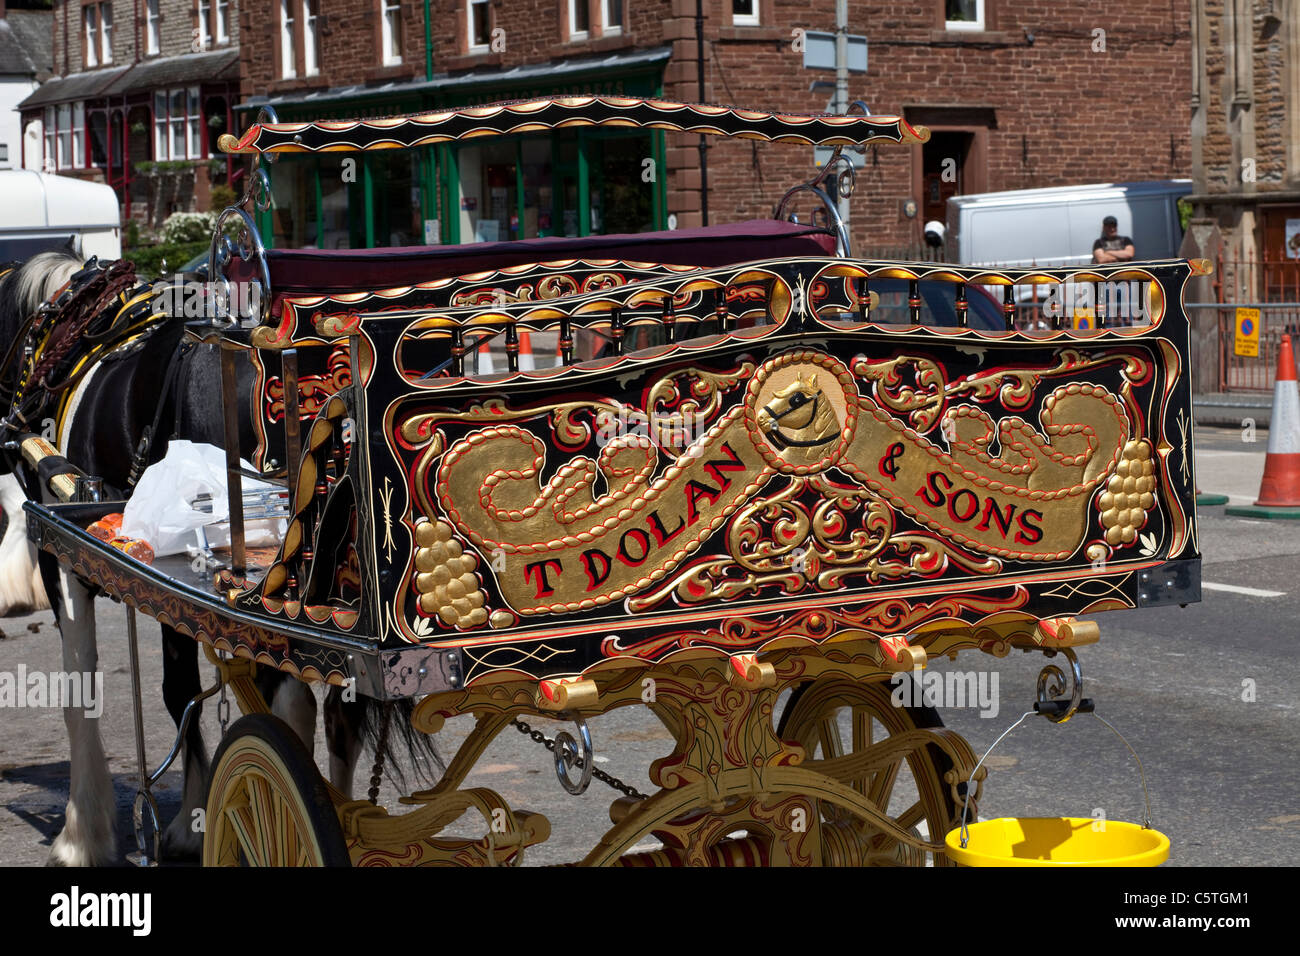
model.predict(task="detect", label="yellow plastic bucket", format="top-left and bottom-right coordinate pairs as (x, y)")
top-left (945, 817), bottom-right (1170, 867)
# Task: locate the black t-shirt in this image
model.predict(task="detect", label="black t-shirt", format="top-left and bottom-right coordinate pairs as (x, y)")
top-left (1093, 234), bottom-right (1134, 253)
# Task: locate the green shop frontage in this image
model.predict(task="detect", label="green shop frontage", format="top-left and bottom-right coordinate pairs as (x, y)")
top-left (235, 49), bottom-right (670, 251)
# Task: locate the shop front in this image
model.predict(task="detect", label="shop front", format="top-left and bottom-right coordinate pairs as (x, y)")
top-left (240, 48), bottom-right (669, 250)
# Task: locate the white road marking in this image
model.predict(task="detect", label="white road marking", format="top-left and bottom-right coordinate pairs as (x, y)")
top-left (1202, 581), bottom-right (1286, 597)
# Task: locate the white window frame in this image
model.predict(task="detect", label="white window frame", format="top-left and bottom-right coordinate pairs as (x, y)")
top-left (303, 0), bottom-right (320, 75)
top-left (198, 0), bottom-right (212, 51)
top-left (43, 106), bottom-right (56, 172)
top-left (467, 0), bottom-right (490, 51)
top-left (100, 3), bottom-right (113, 63)
top-left (280, 0), bottom-right (297, 78)
top-left (147, 0), bottom-right (161, 55)
top-left (153, 86), bottom-right (205, 160)
top-left (84, 6), bottom-right (99, 68)
top-left (216, 0), bottom-right (230, 43)
top-left (381, 0), bottom-right (403, 65)
top-left (732, 0), bottom-right (759, 26)
top-left (51, 102), bottom-right (86, 170)
top-left (945, 0), bottom-right (985, 32)
top-left (568, 0), bottom-right (589, 40)
top-left (602, 0), bottom-right (622, 34)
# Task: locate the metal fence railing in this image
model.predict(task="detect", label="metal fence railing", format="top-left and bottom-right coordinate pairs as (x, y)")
top-left (1209, 252), bottom-right (1300, 390)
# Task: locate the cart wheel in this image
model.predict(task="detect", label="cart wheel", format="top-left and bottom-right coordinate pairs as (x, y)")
top-left (777, 677), bottom-right (962, 866)
top-left (202, 713), bottom-right (351, 867)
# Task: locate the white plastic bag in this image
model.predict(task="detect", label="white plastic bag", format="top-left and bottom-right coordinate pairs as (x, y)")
top-left (119, 440), bottom-right (287, 557)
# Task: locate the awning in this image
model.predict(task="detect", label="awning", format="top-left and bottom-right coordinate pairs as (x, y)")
top-left (17, 49), bottom-right (239, 111)
top-left (100, 48), bottom-right (240, 96)
top-left (236, 46), bottom-right (671, 113)
top-left (18, 65), bottom-right (129, 109)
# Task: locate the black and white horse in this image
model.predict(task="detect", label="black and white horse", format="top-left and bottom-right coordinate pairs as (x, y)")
top-left (0, 251), bottom-right (436, 865)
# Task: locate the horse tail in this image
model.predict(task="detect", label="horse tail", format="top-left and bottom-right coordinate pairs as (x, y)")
top-left (358, 696), bottom-right (447, 794)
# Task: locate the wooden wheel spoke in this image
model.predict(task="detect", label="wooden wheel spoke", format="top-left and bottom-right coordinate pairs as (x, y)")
top-left (226, 795), bottom-right (262, 866)
top-left (203, 715), bottom-right (350, 868)
top-left (817, 715), bottom-right (844, 760)
top-left (894, 799), bottom-right (926, 832)
top-left (779, 679), bottom-right (963, 867)
top-left (867, 758), bottom-right (903, 807)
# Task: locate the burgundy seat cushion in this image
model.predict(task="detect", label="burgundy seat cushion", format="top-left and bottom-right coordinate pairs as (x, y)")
top-left (236, 219), bottom-right (836, 296)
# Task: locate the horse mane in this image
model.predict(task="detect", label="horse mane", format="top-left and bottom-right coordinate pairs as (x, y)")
top-left (0, 251), bottom-right (84, 405)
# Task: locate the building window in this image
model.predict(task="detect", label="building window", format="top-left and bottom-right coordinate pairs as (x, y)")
top-left (84, 6), bottom-right (99, 67)
top-left (467, 0), bottom-right (490, 51)
top-left (945, 0), bottom-right (984, 31)
top-left (101, 4), bottom-right (113, 62)
top-left (602, 0), bottom-right (623, 34)
top-left (216, 0), bottom-right (229, 42)
top-left (198, 0), bottom-right (211, 50)
top-left (147, 0), bottom-right (161, 55)
top-left (49, 102), bottom-right (85, 169)
top-left (303, 0), bottom-right (320, 75)
top-left (732, 0), bottom-right (759, 26)
top-left (280, 0), bottom-right (297, 77)
top-left (569, 0), bottom-right (589, 39)
top-left (42, 107), bottom-right (55, 171)
top-left (153, 87), bottom-right (205, 160)
top-left (381, 0), bottom-right (402, 65)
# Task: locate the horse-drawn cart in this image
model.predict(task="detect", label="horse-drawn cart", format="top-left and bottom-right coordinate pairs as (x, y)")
top-left (12, 96), bottom-right (1201, 866)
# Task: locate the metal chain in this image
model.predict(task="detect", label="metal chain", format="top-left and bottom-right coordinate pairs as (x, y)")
top-left (511, 719), bottom-right (647, 800)
top-left (216, 651), bottom-right (230, 735)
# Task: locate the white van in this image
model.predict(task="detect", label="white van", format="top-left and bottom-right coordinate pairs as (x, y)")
top-left (0, 170), bottom-right (121, 262)
top-left (945, 180), bottom-right (1192, 270)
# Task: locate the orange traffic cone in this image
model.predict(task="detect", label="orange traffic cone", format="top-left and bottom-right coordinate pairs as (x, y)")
top-left (518, 331), bottom-right (535, 371)
top-left (1226, 333), bottom-right (1300, 518)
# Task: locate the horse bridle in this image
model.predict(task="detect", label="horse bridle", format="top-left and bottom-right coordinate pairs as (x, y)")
top-left (761, 392), bottom-right (836, 450)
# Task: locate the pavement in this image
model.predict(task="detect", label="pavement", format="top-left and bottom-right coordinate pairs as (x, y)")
top-left (0, 424), bottom-right (1296, 866)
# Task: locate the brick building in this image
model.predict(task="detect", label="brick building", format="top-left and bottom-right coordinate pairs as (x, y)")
top-left (235, 0), bottom-right (1192, 253)
top-left (16, 0), bottom-right (242, 224)
top-left (1187, 0), bottom-right (1300, 301)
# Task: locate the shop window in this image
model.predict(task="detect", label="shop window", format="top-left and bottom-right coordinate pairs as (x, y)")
top-left (732, 0), bottom-right (759, 26)
top-left (945, 0), bottom-right (984, 31)
top-left (454, 132), bottom-right (655, 244)
top-left (147, 0), bottom-right (161, 55)
top-left (271, 156), bottom-right (313, 249)
top-left (381, 0), bottom-right (403, 65)
top-left (372, 152), bottom-right (423, 246)
top-left (467, 0), bottom-right (491, 51)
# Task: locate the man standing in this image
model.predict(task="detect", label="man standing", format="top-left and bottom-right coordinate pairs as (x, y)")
top-left (1092, 216), bottom-right (1135, 263)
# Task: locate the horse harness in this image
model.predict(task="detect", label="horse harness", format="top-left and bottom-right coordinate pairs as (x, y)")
top-left (0, 258), bottom-right (192, 490)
